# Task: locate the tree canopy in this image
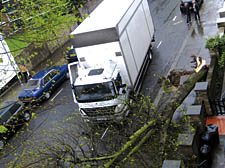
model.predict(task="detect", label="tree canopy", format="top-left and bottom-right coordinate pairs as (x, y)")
top-left (0, 0), bottom-right (85, 48)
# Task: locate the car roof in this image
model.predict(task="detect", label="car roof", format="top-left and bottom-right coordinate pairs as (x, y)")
top-left (31, 68), bottom-right (52, 80)
top-left (31, 65), bottom-right (63, 80)
top-left (0, 101), bottom-right (17, 114)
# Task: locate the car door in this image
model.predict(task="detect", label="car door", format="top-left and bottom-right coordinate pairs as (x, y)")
top-left (8, 103), bottom-right (22, 124)
top-left (49, 69), bottom-right (60, 89)
top-left (43, 72), bottom-right (52, 93)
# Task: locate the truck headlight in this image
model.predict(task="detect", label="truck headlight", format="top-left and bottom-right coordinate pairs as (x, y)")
top-left (115, 104), bottom-right (125, 113)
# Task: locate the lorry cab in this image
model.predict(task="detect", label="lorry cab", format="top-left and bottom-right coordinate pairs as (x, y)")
top-left (68, 0), bottom-right (155, 123)
top-left (70, 61), bottom-right (129, 123)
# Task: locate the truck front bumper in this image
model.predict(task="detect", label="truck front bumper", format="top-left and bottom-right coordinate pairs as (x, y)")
top-left (81, 110), bottom-right (127, 124)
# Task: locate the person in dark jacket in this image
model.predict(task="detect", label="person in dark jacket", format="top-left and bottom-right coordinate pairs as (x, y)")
top-left (184, 3), bottom-right (191, 24)
top-left (193, 0), bottom-right (200, 21)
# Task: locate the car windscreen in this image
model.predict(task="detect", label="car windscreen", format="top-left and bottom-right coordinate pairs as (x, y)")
top-left (74, 82), bottom-right (116, 103)
top-left (25, 79), bottom-right (40, 90)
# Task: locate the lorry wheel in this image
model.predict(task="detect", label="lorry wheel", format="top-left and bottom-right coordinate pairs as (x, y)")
top-left (149, 49), bottom-right (153, 60)
top-left (23, 111), bottom-right (31, 122)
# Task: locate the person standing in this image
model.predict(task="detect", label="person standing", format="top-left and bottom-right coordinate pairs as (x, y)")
top-left (184, 3), bottom-right (191, 24)
top-left (19, 63), bottom-right (29, 83)
top-left (193, 1), bottom-right (200, 21)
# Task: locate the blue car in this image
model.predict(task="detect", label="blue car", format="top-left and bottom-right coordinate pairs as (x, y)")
top-left (18, 64), bottom-right (68, 103)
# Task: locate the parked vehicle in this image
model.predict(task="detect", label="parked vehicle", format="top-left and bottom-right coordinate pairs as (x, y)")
top-left (18, 65), bottom-right (68, 103)
top-left (0, 35), bottom-right (19, 95)
top-left (0, 101), bottom-right (32, 148)
top-left (68, 0), bottom-right (155, 123)
top-left (64, 45), bottom-right (78, 63)
top-left (180, 0), bottom-right (203, 14)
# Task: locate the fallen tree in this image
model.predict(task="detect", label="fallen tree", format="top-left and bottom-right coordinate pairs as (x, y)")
top-left (105, 66), bottom-right (208, 167)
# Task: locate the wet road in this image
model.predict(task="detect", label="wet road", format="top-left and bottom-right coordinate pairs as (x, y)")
top-left (0, 80), bottom-right (82, 167)
top-left (0, 0), bottom-right (223, 166)
top-left (142, 0), bottom-right (222, 99)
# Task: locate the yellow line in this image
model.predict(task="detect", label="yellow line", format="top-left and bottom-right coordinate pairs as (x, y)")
top-left (173, 20), bottom-right (183, 25)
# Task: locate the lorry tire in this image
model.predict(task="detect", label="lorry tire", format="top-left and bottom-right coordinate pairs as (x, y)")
top-left (149, 49), bottom-right (153, 60)
top-left (147, 46), bottom-right (153, 61)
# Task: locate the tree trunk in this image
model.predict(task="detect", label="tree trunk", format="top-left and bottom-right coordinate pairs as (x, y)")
top-left (105, 66), bottom-right (208, 167)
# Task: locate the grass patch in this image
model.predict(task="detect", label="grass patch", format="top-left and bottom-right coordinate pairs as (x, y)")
top-left (5, 37), bottom-right (29, 56)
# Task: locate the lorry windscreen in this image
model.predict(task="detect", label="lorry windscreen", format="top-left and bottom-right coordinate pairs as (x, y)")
top-left (74, 82), bottom-right (116, 103)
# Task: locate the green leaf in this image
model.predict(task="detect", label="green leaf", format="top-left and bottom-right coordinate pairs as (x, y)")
top-left (0, 125), bottom-right (8, 133)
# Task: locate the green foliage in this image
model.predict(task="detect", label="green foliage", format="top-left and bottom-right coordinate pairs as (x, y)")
top-left (2, 0), bottom-right (80, 50)
top-left (205, 35), bottom-right (220, 52)
top-left (206, 34), bottom-right (225, 68)
top-left (0, 125), bottom-right (8, 133)
top-left (219, 52), bottom-right (225, 68)
top-left (162, 78), bottom-right (171, 93)
top-left (19, 0), bottom-right (76, 43)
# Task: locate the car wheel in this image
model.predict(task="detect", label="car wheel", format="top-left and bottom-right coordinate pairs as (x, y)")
top-left (0, 140), bottom-right (4, 149)
top-left (45, 92), bottom-right (51, 100)
top-left (23, 111), bottom-right (31, 122)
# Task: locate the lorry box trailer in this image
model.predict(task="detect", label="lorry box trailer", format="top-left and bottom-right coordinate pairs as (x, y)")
top-left (69, 0), bottom-right (155, 123)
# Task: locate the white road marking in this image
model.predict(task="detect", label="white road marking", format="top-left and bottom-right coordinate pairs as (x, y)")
top-left (173, 16), bottom-right (177, 21)
top-left (157, 41), bottom-right (162, 48)
top-left (101, 126), bottom-right (109, 139)
top-left (51, 88), bottom-right (63, 101)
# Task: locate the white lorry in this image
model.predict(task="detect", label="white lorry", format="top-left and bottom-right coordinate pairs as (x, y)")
top-left (68, 0), bottom-right (155, 123)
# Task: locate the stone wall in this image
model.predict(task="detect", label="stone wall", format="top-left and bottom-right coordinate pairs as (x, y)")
top-left (206, 50), bottom-right (220, 99)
